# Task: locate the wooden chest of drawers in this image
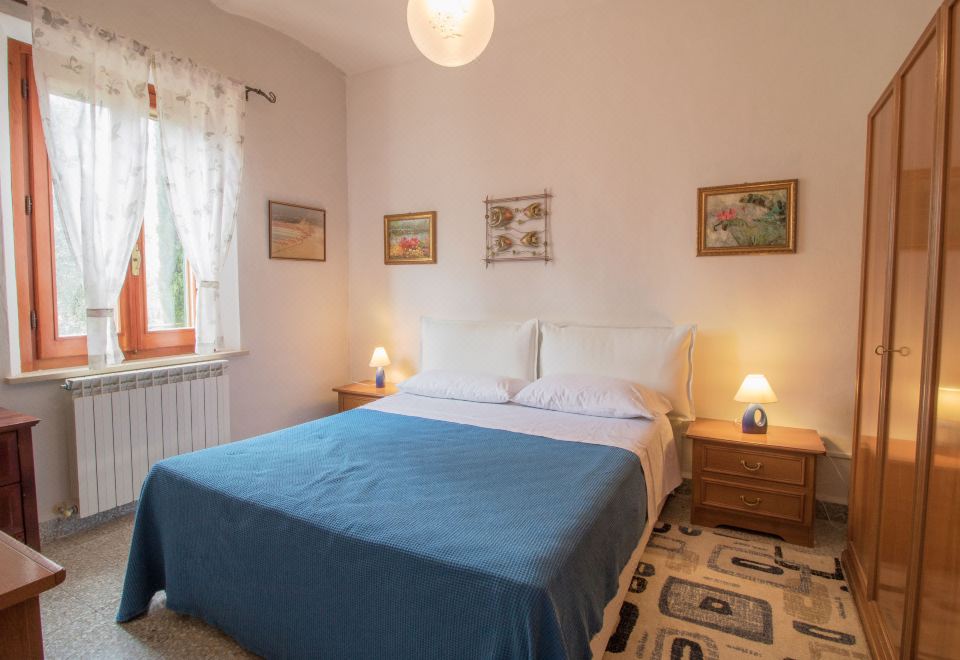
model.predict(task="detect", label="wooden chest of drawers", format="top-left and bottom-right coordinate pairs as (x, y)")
top-left (688, 418), bottom-right (825, 546)
top-left (0, 409), bottom-right (40, 551)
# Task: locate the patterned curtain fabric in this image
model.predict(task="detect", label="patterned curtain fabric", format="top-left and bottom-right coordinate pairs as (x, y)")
top-left (152, 54), bottom-right (246, 354)
top-left (31, 5), bottom-right (152, 368)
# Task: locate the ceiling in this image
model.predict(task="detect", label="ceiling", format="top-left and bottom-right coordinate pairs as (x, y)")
top-left (211, 0), bottom-right (605, 76)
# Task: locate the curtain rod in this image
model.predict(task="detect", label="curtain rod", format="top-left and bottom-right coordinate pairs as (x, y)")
top-left (22, 0), bottom-right (276, 102)
top-left (20, 0), bottom-right (277, 102)
top-left (245, 86), bottom-right (277, 103)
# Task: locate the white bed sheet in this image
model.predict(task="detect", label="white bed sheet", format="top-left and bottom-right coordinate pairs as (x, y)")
top-left (366, 393), bottom-right (682, 540)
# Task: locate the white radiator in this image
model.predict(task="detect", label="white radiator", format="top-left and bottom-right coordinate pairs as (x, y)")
top-left (65, 360), bottom-right (230, 517)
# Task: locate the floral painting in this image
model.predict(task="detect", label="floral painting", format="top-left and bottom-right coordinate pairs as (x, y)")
top-left (697, 180), bottom-right (797, 255)
top-left (384, 212), bottom-right (436, 264)
top-left (269, 201), bottom-right (326, 261)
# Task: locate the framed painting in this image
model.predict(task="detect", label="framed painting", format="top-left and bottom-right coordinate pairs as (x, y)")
top-left (384, 211), bottom-right (437, 265)
top-left (697, 179), bottom-right (797, 256)
top-left (269, 201), bottom-right (326, 261)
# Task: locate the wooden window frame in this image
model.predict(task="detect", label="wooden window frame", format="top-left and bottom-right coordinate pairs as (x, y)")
top-left (8, 39), bottom-right (195, 372)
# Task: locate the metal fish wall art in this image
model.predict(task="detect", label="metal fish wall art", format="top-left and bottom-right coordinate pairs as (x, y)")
top-left (522, 202), bottom-right (543, 219)
top-left (487, 206), bottom-right (514, 228)
top-left (483, 190), bottom-right (552, 265)
top-left (519, 231), bottom-right (541, 247)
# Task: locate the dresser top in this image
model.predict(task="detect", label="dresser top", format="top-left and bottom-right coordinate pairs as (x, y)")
top-left (0, 532), bottom-right (64, 610)
top-left (0, 408), bottom-right (40, 430)
top-left (687, 418), bottom-right (825, 454)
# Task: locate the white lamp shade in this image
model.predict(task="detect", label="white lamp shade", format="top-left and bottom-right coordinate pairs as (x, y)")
top-left (734, 374), bottom-right (778, 404)
top-left (369, 347), bottom-right (391, 368)
top-left (407, 0), bottom-right (495, 67)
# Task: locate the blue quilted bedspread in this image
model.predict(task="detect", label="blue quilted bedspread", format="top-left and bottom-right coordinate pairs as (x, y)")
top-left (117, 409), bottom-right (647, 659)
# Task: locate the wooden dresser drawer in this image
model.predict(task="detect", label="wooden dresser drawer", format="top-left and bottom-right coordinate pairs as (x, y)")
top-left (0, 431), bottom-right (20, 486)
top-left (339, 394), bottom-right (373, 412)
top-left (701, 443), bottom-right (805, 486)
top-left (700, 478), bottom-right (804, 523)
top-left (0, 482), bottom-right (24, 537)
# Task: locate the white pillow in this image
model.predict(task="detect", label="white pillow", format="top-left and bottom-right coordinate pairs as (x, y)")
top-left (420, 318), bottom-right (538, 381)
top-left (511, 374), bottom-right (672, 419)
top-left (539, 323), bottom-right (697, 420)
top-left (399, 370), bottom-right (530, 404)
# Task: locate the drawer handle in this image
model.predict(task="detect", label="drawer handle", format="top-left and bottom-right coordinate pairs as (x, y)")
top-left (740, 459), bottom-right (763, 472)
top-left (740, 495), bottom-right (762, 507)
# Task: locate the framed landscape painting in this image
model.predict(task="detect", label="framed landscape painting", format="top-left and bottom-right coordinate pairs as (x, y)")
top-left (269, 201), bottom-right (326, 261)
top-left (697, 179), bottom-right (797, 256)
top-left (384, 211), bottom-right (436, 265)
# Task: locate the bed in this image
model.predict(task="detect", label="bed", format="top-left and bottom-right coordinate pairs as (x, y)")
top-left (117, 319), bottom-right (692, 658)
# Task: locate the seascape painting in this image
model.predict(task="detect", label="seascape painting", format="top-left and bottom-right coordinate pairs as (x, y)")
top-left (269, 201), bottom-right (326, 261)
top-left (697, 180), bottom-right (797, 256)
top-left (384, 211), bottom-right (436, 264)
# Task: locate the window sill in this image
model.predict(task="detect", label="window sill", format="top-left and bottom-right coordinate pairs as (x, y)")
top-left (5, 348), bottom-right (250, 385)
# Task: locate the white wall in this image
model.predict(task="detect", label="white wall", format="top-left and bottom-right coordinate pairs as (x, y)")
top-left (0, 0), bottom-right (349, 521)
top-left (0, 0), bottom-right (942, 518)
top-left (345, 0), bottom-right (943, 502)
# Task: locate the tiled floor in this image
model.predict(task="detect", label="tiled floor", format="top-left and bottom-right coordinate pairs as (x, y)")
top-left (40, 516), bottom-right (255, 659)
top-left (38, 493), bottom-right (851, 658)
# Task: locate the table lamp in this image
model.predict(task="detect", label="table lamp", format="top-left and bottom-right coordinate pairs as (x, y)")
top-left (369, 347), bottom-right (390, 388)
top-left (734, 374), bottom-right (778, 434)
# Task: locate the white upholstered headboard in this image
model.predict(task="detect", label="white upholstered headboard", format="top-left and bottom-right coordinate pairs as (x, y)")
top-left (419, 318), bottom-right (539, 381)
top-left (418, 318), bottom-right (696, 420)
top-left (538, 322), bottom-right (697, 420)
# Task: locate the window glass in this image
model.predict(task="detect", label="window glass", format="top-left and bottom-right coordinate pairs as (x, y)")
top-left (51, 120), bottom-right (190, 336)
top-left (52, 192), bottom-right (85, 337)
top-left (144, 120), bottom-right (191, 331)
top-left (48, 93), bottom-right (87, 338)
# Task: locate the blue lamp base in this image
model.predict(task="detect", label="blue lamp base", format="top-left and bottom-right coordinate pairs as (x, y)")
top-left (741, 403), bottom-right (768, 434)
top-left (375, 367), bottom-right (385, 389)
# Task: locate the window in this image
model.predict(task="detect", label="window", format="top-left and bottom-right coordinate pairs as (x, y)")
top-left (8, 40), bottom-right (195, 371)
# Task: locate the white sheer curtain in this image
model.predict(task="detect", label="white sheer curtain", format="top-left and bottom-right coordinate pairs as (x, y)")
top-left (31, 4), bottom-right (152, 368)
top-left (152, 54), bottom-right (245, 354)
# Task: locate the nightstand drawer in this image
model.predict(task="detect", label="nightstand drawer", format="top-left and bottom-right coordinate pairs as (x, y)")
top-left (699, 478), bottom-right (804, 523)
top-left (339, 394), bottom-right (373, 412)
top-left (701, 444), bottom-right (805, 486)
top-left (0, 432), bottom-right (20, 486)
top-left (0, 482), bottom-right (24, 537)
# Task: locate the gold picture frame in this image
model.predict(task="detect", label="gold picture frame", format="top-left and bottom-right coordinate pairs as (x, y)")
top-left (384, 211), bottom-right (437, 265)
top-left (697, 179), bottom-right (797, 256)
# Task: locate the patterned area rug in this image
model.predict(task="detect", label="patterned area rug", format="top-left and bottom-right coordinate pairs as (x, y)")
top-left (604, 518), bottom-right (867, 659)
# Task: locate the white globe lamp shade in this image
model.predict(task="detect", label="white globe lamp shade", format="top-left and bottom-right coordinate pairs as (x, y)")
top-left (407, 0), bottom-right (495, 68)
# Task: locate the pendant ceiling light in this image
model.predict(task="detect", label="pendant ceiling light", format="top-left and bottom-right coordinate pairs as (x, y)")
top-left (407, 0), bottom-right (495, 68)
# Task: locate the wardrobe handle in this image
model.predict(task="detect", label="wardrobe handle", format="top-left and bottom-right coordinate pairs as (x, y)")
top-left (740, 459), bottom-right (762, 472)
top-left (875, 345), bottom-right (911, 357)
top-left (740, 495), bottom-right (762, 507)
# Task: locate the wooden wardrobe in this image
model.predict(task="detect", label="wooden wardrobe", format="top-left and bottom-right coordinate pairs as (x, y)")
top-left (845, 1), bottom-right (960, 658)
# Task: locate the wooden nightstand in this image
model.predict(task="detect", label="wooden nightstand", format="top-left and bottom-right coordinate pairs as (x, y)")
top-left (332, 381), bottom-right (398, 412)
top-left (688, 418), bottom-right (826, 546)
